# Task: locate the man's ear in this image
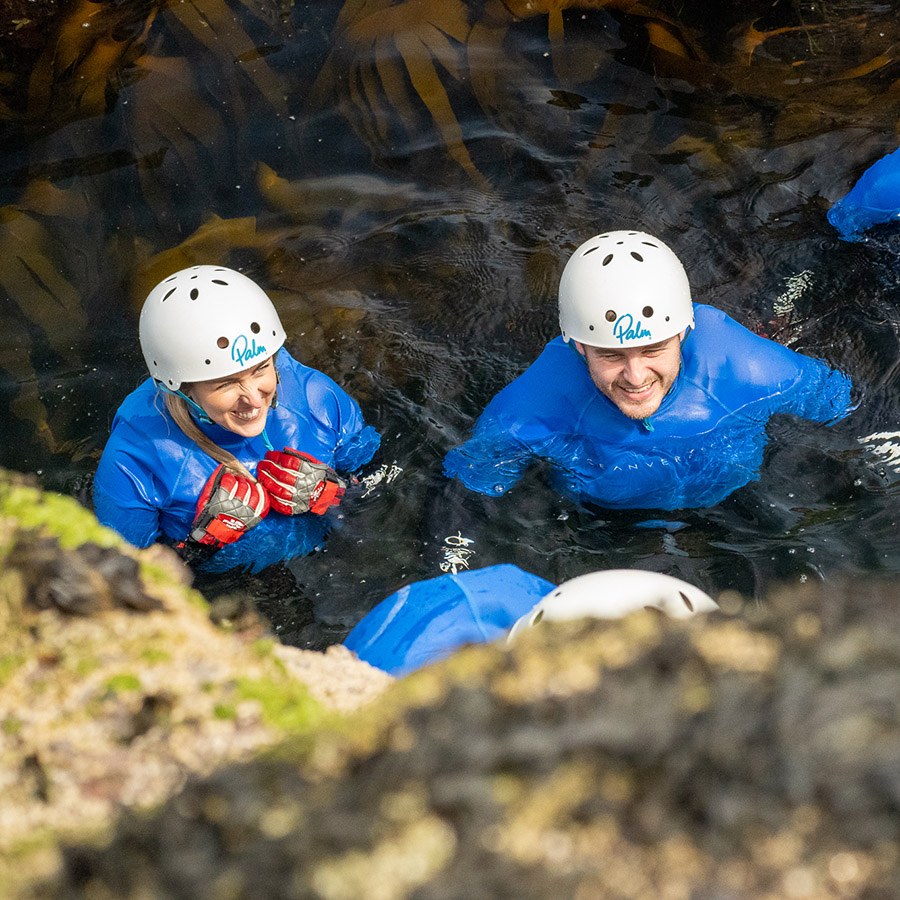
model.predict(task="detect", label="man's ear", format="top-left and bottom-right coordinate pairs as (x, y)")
top-left (573, 341), bottom-right (587, 358)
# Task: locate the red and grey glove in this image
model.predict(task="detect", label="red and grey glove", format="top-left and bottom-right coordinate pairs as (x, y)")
top-left (187, 464), bottom-right (270, 548)
top-left (257, 448), bottom-right (346, 515)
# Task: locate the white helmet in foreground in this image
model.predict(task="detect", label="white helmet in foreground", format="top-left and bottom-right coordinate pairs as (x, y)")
top-left (140, 265), bottom-right (287, 390)
top-left (507, 569), bottom-right (718, 642)
top-left (558, 231), bottom-right (694, 349)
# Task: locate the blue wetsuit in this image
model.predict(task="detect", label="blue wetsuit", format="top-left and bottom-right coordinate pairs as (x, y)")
top-left (829, 143), bottom-right (900, 241)
top-left (444, 304), bottom-right (852, 510)
top-left (345, 564), bottom-right (554, 677)
top-left (93, 350), bottom-right (380, 573)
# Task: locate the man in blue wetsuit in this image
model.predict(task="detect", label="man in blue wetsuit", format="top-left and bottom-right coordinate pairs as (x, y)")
top-left (94, 266), bottom-right (380, 573)
top-left (444, 231), bottom-right (853, 510)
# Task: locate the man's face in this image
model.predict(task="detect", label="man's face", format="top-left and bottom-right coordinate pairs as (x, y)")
top-left (575, 333), bottom-right (683, 420)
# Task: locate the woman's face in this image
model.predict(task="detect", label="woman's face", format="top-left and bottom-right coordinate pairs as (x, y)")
top-left (188, 357), bottom-right (278, 437)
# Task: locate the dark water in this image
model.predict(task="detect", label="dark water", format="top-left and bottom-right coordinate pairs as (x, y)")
top-left (2, 0), bottom-right (900, 646)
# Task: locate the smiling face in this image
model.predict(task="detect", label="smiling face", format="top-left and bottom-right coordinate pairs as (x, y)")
top-left (187, 357), bottom-right (278, 437)
top-left (575, 333), bottom-right (684, 420)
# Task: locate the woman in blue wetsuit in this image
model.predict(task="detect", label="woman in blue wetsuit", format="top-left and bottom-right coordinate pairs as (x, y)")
top-left (94, 266), bottom-right (380, 573)
top-left (444, 231), bottom-right (853, 510)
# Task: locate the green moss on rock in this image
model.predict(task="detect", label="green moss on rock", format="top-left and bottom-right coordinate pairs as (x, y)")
top-left (236, 676), bottom-right (327, 733)
top-left (0, 467), bottom-right (384, 899)
top-left (0, 475), bottom-right (120, 552)
top-left (103, 673), bottom-right (142, 695)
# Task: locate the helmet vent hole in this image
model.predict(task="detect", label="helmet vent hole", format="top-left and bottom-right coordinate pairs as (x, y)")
top-left (152, 360), bottom-right (157, 367)
top-left (642, 241), bottom-right (659, 248)
top-left (631, 252), bottom-right (644, 262)
top-left (665, 315), bottom-right (670, 322)
top-left (643, 306), bottom-right (654, 318)
top-left (162, 288), bottom-right (176, 302)
top-left (212, 279), bottom-right (228, 286)
top-left (250, 322), bottom-right (260, 334)
top-left (588, 324), bottom-right (595, 331)
top-left (532, 610), bottom-right (544, 627)
top-left (602, 254), bottom-right (614, 266)
top-left (583, 246), bottom-right (598, 255)
top-left (679, 591), bottom-right (694, 611)
top-left (190, 288), bottom-right (199, 300)
top-left (205, 359), bottom-right (211, 365)
top-left (217, 337), bottom-right (229, 349)
top-left (605, 310), bottom-right (616, 322)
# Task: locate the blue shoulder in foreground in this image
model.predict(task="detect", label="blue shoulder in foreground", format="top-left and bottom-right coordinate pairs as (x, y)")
top-left (93, 350), bottom-right (380, 573)
top-left (344, 564), bottom-right (555, 677)
top-left (828, 144), bottom-right (900, 241)
top-left (443, 304), bottom-right (852, 511)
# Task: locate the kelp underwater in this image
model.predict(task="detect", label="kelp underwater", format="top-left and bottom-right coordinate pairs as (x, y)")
top-left (1, 0), bottom-right (900, 643)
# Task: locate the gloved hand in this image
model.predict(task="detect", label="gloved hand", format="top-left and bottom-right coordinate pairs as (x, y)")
top-left (188, 464), bottom-right (270, 548)
top-left (257, 448), bottom-right (347, 515)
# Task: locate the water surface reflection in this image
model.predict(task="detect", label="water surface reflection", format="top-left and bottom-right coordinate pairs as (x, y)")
top-left (1, 0), bottom-right (900, 644)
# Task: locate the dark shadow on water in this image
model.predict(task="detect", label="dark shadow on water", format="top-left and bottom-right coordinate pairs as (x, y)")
top-left (2, 0), bottom-right (900, 644)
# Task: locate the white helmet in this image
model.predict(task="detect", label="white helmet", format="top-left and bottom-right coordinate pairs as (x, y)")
top-left (139, 266), bottom-right (287, 389)
top-left (558, 231), bottom-right (694, 348)
top-left (507, 569), bottom-right (718, 642)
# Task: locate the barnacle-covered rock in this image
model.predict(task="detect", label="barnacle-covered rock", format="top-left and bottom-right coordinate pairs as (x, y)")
top-left (43, 572), bottom-right (900, 898)
top-left (0, 469), bottom-right (392, 896)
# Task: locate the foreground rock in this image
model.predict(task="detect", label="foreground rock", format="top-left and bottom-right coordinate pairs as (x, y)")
top-left (2, 468), bottom-right (899, 898)
top-left (0, 471), bottom-right (392, 895)
top-left (46, 576), bottom-right (900, 898)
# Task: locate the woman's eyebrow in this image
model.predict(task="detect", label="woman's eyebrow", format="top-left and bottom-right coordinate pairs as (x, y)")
top-left (218, 360), bottom-right (270, 384)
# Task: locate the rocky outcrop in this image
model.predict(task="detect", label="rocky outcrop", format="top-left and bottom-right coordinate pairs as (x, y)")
top-left (0, 471), bottom-right (391, 896)
top-left (3, 468), bottom-right (899, 898)
top-left (46, 575), bottom-right (900, 898)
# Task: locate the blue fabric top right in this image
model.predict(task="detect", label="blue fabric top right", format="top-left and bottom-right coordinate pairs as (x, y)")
top-left (828, 144), bottom-right (900, 241)
top-left (443, 303), bottom-right (853, 511)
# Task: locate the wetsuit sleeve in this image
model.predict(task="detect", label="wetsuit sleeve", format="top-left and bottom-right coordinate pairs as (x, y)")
top-left (771, 351), bottom-right (853, 424)
top-left (443, 419), bottom-right (532, 496)
top-left (329, 390), bottom-right (380, 473)
top-left (279, 352), bottom-right (381, 474)
top-left (334, 417), bottom-right (381, 474)
top-left (443, 342), bottom-right (570, 496)
top-left (701, 308), bottom-right (853, 426)
top-left (93, 447), bottom-right (163, 549)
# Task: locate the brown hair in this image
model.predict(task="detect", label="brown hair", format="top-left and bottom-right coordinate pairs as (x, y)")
top-left (164, 391), bottom-right (256, 481)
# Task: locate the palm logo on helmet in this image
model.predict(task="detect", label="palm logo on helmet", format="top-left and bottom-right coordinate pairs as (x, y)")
top-left (559, 231), bottom-right (694, 348)
top-left (139, 266), bottom-right (287, 390)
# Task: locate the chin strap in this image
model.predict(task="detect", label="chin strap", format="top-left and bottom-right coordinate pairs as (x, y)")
top-left (155, 381), bottom-right (213, 424)
top-left (177, 389), bottom-right (213, 424)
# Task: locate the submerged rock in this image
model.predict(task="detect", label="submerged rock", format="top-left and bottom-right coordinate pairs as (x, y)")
top-left (46, 576), bottom-right (900, 899)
